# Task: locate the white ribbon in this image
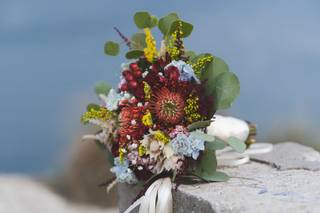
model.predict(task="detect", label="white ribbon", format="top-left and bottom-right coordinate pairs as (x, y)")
top-left (124, 177), bottom-right (173, 213)
top-left (217, 143), bottom-right (273, 167)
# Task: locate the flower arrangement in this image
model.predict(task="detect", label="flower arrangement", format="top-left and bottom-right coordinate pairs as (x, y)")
top-left (81, 11), bottom-right (245, 212)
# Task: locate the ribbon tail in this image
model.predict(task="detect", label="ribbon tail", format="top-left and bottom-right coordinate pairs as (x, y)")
top-left (139, 179), bottom-right (163, 213)
top-left (124, 196), bottom-right (144, 213)
top-left (123, 178), bottom-right (173, 213)
top-left (155, 177), bottom-right (172, 213)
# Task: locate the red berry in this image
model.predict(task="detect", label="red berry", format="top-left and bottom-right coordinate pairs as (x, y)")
top-left (120, 83), bottom-right (128, 91)
top-left (133, 70), bottom-right (142, 78)
top-left (129, 63), bottom-right (139, 71)
top-left (128, 80), bottom-right (138, 89)
top-left (123, 71), bottom-right (134, 81)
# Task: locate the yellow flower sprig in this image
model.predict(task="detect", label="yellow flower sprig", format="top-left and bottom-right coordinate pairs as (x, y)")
top-left (154, 130), bottom-right (169, 144)
top-left (192, 55), bottom-right (214, 78)
top-left (144, 28), bottom-right (158, 62)
top-left (143, 81), bottom-right (151, 101)
top-left (81, 107), bottom-right (114, 124)
top-left (142, 110), bottom-right (153, 127)
top-left (184, 94), bottom-right (202, 123)
top-left (138, 144), bottom-right (146, 157)
top-left (167, 21), bottom-right (184, 60)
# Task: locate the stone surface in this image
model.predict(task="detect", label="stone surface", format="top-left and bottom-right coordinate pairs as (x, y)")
top-left (251, 142), bottom-right (320, 171)
top-left (0, 175), bottom-right (117, 213)
top-left (118, 142), bottom-right (320, 213)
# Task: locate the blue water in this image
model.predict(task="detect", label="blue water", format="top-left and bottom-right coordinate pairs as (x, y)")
top-left (1, 0), bottom-right (320, 174)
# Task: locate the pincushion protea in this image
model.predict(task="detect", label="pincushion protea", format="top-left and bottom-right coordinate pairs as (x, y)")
top-left (150, 87), bottom-right (185, 126)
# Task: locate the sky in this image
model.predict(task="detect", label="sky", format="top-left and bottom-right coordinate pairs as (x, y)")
top-left (0, 0), bottom-right (319, 174)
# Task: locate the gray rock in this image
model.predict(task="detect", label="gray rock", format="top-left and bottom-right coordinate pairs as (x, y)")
top-left (0, 175), bottom-right (117, 213)
top-left (118, 142), bottom-right (320, 213)
top-left (251, 142), bottom-right (320, 171)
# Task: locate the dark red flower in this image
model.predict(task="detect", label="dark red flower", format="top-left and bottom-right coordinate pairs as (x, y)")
top-left (150, 87), bottom-right (185, 126)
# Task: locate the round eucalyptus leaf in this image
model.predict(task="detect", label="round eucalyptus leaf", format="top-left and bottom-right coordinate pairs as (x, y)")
top-left (169, 20), bottom-right (193, 38)
top-left (134, 11), bottom-right (157, 29)
top-left (214, 71), bottom-right (240, 110)
top-left (131, 33), bottom-right (146, 50)
top-left (125, 49), bottom-right (144, 59)
top-left (86, 103), bottom-right (100, 111)
top-left (158, 13), bottom-right (179, 36)
top-left (194, 149), bottom-right (217, 178)
top-left (94, 81), bottom-right (111, 95)
top-left (104, 41), bottom-right (119, 56)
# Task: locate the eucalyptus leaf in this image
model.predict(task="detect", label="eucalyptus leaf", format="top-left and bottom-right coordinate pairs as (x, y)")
top-left (86, 103), bottom-right (100, 111)
top-left (169, 20), bottom-right (194, 38)
top-left (158, 13), bottom-right (179, 36)
top-left (134, 11), bottom-right (157, 29)
top-left (94, 81), bottom-right (111, 95)
top-left (214, 71), bottom-right (240, 110)
top-left (198, 171), bottom-right (230, 182)
top-left (228, 137), bottom-right (246, 153)
top-left (187, 120), bottom-right (212, 131)
top-left (150, 15), bottom-right (158, 28)
top-left (185, 50), bottom-right (197, 61)
top-left (194, 149), bottom-right (217, 178)
top-left (200, 56), bottom-right (229, 96)
top-left (125, 50), bottom-right (144, 59)
top-left (190, 130), bottom-right (215, 142)
top-left (131, 33), bottom-right (146, 50)
top-left (104, 41), bottom-right (119, 56)
top-left (205, 138), bottom-right (227, 150)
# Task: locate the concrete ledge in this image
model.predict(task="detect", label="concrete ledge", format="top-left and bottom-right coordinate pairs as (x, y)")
top-left (118, 142), bottom-right (320, 213)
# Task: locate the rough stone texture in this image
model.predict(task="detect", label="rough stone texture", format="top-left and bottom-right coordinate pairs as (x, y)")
top-left (251, 142), bottom-right (320, 171)
top-left (119, 142), bottom-right (320, 213)
top-left (0, 175), bottom-right (117, 213)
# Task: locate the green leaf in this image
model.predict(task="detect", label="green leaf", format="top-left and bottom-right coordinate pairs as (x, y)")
top-left (194, 149), bottom-right (217, 179)
top-left (200, 56), bottom-right (229, 96)
top-left (125, 50), bottom-right (144, 59)
top-left (205, 138), bottom-right (227, 150)
top-left (131, 33), bottom-right (146, 50)
top-left (158, 13), bottom-right (179, 36)
top-left (187, 120), bottom-right (212, 131)
top-left (150, 15), bottom-right (158, 28)
top-left (104, 41), bottom-right (119, 56)
top-left (169, 20), bottom-right (194, 38)
top-left (214, 71), bottom-right (240, 110)
top-left (86, 103), bottom-right (100, 111)
top-left (198, 171), bottom-right (230, 182)
top-left (185, 50), bottom-right (197, 61)
top-left (94, 81), bottom-right (111, 95)
top-left (190, 130), bottom-right (215, 142)
top-left (228, 137), bottom-right (246, 153)
top-left (134, 11), bottom-right (157, 29)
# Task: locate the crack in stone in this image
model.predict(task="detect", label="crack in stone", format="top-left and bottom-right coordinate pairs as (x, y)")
top-left (251, 158), bottom-right (320, 172)
top-left (250, 158), bottom-right (280, 170)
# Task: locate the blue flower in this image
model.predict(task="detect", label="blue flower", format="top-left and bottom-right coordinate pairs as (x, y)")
top-left (171, 133), bottom-right (205, 160)
top-left (165, 60), bottom-right (200, 83)
top-left (105, 89), bottom-right (131, 111)
top-left (105, 89), bottom-right (121, 111)
top-left (110, 157), bottom-right (137, 184)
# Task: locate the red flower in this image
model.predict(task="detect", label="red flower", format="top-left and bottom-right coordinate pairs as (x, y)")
top-left (118, 104), bottom-right (147, 145)
top-left (150, 87), bottom-right (185, 126)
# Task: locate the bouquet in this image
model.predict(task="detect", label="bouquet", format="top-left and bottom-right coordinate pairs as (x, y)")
top-left (81, 11), bottom-right (247, 212)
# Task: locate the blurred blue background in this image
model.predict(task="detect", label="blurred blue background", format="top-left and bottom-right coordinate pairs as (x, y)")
top-left (1, 0), bottom-right (319, 174)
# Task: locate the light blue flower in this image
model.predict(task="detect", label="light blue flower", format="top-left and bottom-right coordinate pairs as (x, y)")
top-left (105, 89), bottom-right (131, 111)
top-left (105, 89), bottom-right (121, 111)
top-left (171, 133), bottom-right (205, 160)
top-left (110, 157), bottom-right (137, 184)
top-left (165, 60), bottom-right (200, 83)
